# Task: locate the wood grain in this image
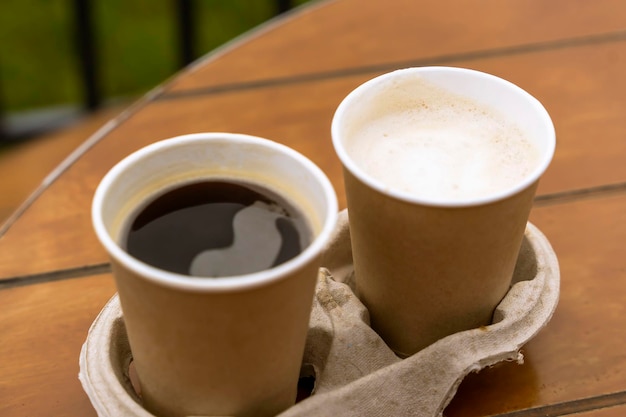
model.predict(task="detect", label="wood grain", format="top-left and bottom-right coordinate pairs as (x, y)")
top-left (564, 405), bottom-right (626, 417)
top-left (0, 105), bottom-right (126, 223)
top-left (0, 274), bottom-right (115, 417)
top-left (167, 0), bottom-right (626, 92)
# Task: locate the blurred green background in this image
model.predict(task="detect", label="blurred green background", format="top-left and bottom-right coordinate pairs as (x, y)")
top-left (0, 0), bottom-right (310, 137)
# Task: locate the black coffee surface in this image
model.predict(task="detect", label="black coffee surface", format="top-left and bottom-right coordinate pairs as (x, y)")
top-left (124, 180), bottom-right (311, 277)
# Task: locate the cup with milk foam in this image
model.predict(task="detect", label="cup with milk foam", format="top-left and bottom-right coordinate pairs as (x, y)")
top-left (332, 67), bottom-right (555, 356)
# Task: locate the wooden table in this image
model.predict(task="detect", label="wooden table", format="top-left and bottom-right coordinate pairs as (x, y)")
top-left (2, 0), bottom-right (626, 415)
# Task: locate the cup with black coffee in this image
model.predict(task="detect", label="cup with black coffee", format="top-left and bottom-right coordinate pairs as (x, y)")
top-left (92, 133), bottom-right (338, 417)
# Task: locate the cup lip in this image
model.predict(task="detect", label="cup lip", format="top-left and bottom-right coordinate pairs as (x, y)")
top-left (92, 132), bottom-right (338, 292)
top-left (331, 66), bottom-right (556, 208)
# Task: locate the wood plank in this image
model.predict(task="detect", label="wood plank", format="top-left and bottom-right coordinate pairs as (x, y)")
top-left (563, 404), bottom-right (626, 417)
top-left (445, 193), bottom-right (626, 415)
top-left (167, 0), bottom-right (626, 92)
top-left (2, 39), bottom-right (626, 280)
top-left (0, 274), bottom-right (116, 417)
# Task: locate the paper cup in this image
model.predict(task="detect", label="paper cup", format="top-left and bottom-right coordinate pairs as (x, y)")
top-left (92, 133), bottom-right (338, 417)
top-left (332, 67), bottom-right (555, 356)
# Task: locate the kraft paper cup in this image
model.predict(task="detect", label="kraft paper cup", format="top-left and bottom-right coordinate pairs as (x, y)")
top-left (92, 133), bottom-right (338, 417)
top-left (332, 67), bottom-right (555, 356)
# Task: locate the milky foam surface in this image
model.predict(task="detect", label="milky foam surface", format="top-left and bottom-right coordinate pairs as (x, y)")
top-left (343, 77), bottom-right (541, 202)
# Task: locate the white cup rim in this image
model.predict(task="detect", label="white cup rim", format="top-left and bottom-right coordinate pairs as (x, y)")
top-left (92, 133), bottom-right (338, 292)
top-left (331, 66), bottom-right (556, 207)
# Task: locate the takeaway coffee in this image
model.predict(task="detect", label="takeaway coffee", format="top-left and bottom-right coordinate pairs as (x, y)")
top-left (123, 180), bottom-right (312, 277)
top-left (342, 72), bottom-right (542, 202)
top-left (332, 67), bottom-right (555, 355)
top-left (92, 133), bottom-right (338, 417)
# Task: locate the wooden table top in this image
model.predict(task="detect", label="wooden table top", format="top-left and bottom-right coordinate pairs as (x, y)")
top-left (2, 0), bottom-right (626, 415)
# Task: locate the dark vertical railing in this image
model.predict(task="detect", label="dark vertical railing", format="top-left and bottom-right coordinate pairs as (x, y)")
top-left (176, 0), bottom-right (293, 67)
top-left (177, 0), bottom-right (197, 67)
top-left (73, 0), bottom-right (100, 111)
top-left (0, 63), bottom-right (5, 141)
top-left (276, 0), bottom-right (293, 14)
